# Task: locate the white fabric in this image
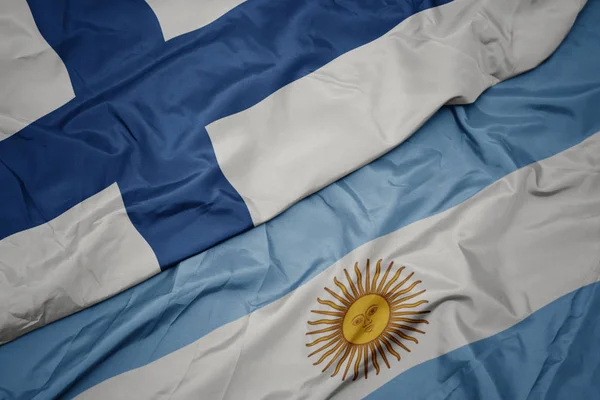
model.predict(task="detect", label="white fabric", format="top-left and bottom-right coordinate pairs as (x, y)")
top-left (207, 0), bottom-right (586, 225)
top-left (0, 183), bottom-right (161, 344)
top-left (0, 0), bottom-right (74, 140)
top-left (146, 0), bottom-right (247, 41)
top-left (78, 133), bottom-right (600, 400)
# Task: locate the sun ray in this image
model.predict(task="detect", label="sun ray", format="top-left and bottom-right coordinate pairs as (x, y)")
top-left (308, 318), bottom-right (342, 326)
top-left (390, 289), bottom-right (427, 305)
top-left (390, 328), bottom-right (420, 345)
top-left (334, 277), bottom-right (355, 302)
top-left (310, 310), bottom-right (344, 317)
top-left (389, 323), bottom-right (426, 334)
top-left (363, 344), bottom-right (369, 379)
top-left (365, 260), bottom-right (371, 294)
top-left (344, 269), bottom-right (360, 298)
top-left (392, 310), bottom-right (430, 317)
top-left (342, 346), bottom-right (357, 380)
top-left (383, 332), bottom-right (410, 353)
top-left (306, 325), bottom-right (340, 335)
top-left (306, 332), bottom-right (340, 347)
top-left (331, 345), bottom-right (352, 377)
top-left (380, 336), bottom-right (401, 361)
top-left (325, 286), bottom-right (351, 307)
top-left (382, 266), bottom-right (405, 294)
top-left (353, 345), bottom-right (363, 380)
top-left (323, 343), bottom-right (349, 373)
top-left (308, 335), bottom-right (340, 357)
top-left (390, 317), bottom-right (429, 325)
top-left (354, 263), bottom-right (365, 296)
top-left (388, 279), bottom-right (420, 301)
top-left (317, 298), bottom-right (345, 311)
top-left (391, 300), bottom-right (429, 311)
top-left (386, 273), bottom-right (415, 296)
top-left (371, 259), bottom-right (381, 293)
top-left (369, 342), bottom-right (380, 375)
top-left (313, 340), bottom-right (344, 366)
top-left (376, 341), bottom-right (391, 368)
top-left (376, 261), bottom-right (394, 293)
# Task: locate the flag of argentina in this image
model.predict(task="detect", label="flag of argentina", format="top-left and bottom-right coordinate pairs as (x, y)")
top-left (76, 134), bottom-right (600, 399)
top-left (1, 1), bottom-right (598, 398)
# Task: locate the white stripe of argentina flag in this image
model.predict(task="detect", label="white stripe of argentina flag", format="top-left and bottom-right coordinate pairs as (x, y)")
top-left (77, 130), bottom-right (600, 399)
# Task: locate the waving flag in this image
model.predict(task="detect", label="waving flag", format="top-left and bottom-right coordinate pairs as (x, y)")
top-left (0, 0), bottom-right (587, 346)
top-left (1, 0), bottom-right (598, 399)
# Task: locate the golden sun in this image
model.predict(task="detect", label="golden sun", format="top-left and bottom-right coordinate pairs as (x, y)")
top-left (306, 259), bottom-right (429, 381)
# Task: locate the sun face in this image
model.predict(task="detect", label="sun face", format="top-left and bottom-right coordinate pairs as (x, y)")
top-left (342, 294), bottom-right (390, 344)
top-left (306, 259), bottom-right (429, 381)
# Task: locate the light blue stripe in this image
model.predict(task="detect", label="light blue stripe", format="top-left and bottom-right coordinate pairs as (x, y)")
top-left (1, 1), bottom-right (599, 399)
top-left (367, 280), bottom-right (600, 400)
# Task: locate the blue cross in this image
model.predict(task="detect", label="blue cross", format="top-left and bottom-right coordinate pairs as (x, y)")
top-left (0, 0), bottom-right (447, 267)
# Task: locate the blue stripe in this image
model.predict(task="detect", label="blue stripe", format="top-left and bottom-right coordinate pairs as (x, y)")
top-left (0, 1), bottom-right (599, 399)
top-left (367, 281), bottom-right (600, 400)
top-left (0, 0), bottom-right (451, 268)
